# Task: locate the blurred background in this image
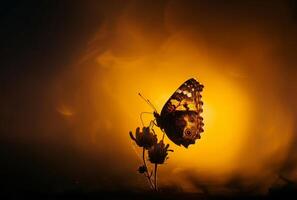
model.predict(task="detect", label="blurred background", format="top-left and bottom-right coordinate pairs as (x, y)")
top-left (0, 0), bottom-right (297, 197)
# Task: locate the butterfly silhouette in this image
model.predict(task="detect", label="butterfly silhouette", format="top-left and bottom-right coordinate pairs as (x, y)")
top-left (140, 78), bottom-right (204, 148)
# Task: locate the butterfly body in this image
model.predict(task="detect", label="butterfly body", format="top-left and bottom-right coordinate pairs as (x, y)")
top-left (154, 78), bottom-right (204, 148)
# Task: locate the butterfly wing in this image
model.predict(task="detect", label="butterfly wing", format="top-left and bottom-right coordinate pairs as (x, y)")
top-left (159, 78), bottom-right (204, 148)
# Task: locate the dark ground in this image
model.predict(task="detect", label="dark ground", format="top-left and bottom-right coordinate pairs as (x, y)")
top-left (2, 186), bottom-right (297, 200)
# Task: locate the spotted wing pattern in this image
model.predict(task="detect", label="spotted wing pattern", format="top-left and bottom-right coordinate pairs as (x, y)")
top-left (159, 78), bottom-right (204, 147)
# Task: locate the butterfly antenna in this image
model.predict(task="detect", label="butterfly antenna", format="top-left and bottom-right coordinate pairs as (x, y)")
top-left (138, 93), bottom-right (157, 112)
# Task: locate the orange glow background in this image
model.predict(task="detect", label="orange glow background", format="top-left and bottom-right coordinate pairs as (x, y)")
top-left (1, 0), bottom-right (297, 195)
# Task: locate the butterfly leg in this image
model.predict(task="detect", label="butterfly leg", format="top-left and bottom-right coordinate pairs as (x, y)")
top-left (151, 127), bottom-right (156, 135)
top-left (139, 112), bottom-right (153, 126)
top-left (149, 119), bottom-right (156, 129)
top-left (161, 129), bottom-right (166, 140)
top-left (150, 120), bottom-right (166, 141)
top-left (153, 119), bottom-right (158, 127)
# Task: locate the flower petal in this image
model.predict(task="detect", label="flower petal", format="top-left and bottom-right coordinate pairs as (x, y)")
top-left (129, 131), bottom-right (136, 141)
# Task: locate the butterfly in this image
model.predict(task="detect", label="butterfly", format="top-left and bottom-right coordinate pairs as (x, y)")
top-left (140, 78), bottom-right (204, 148)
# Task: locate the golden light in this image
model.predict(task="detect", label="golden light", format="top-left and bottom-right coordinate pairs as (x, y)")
top-left (47, 2), bottom-right (296, 193)
top-left (88, 29), bottom-right (255, 187)
top-left (86, 26), bottom-right (294, 192)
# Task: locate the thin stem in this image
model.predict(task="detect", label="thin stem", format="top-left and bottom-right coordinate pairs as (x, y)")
top-left (142, 148), bottom-right (154, 190)
top-left (154, 163), bottom-right (158, 192)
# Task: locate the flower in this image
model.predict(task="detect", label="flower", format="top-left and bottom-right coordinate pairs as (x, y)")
top-left (129, 127), bottom-right (157, 149)
top-left (148, 140), bottom-right (173, 164)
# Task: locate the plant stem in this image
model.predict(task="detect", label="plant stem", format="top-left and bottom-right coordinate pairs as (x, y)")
top-left (142, 148), bottom-right (154, 190)
top-left (154, 163), bottom-right (158, 192)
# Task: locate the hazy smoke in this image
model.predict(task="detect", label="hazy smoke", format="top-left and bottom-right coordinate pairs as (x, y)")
top-left (1, 0), bottom-right (297, 195)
